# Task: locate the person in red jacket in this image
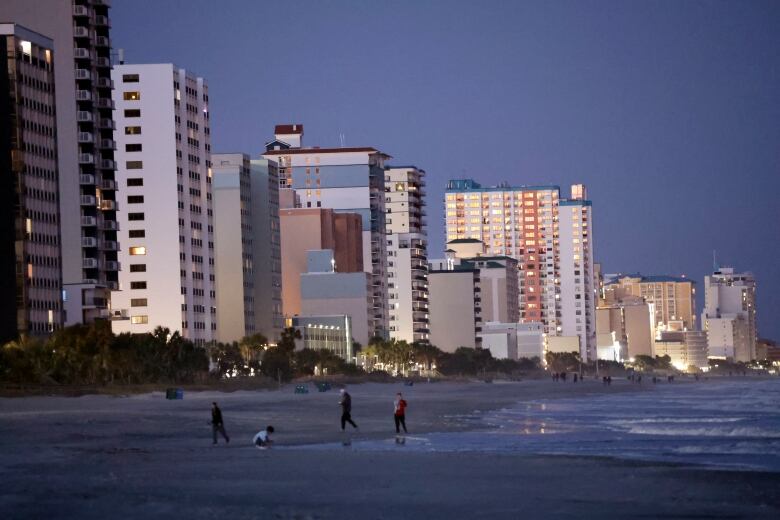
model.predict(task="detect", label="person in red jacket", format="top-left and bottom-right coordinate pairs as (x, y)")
top-left (394, 392), bottom-right (408, 434)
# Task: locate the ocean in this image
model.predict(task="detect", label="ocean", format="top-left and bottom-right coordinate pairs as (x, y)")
top-left (307, 379), bottom-right (780, 472)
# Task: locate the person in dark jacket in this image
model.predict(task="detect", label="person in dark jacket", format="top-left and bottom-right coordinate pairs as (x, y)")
top-left (211, 402), bottom-right (230, 445)
top-left (339, 389), bottom-right (358, 431)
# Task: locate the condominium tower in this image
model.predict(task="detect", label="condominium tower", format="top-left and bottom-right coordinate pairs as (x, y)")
top-left (212, 153), bottom-right (283, 342)
top-left (444, 179), bottom-right (596, 359)
top-left (604, 274), bottom-right (696, 331)
top-left (263, 125), bottom-right (389, 339)
top-left (0, 24), bottom-right (62, 342)
top-left (385, 166), bottom-right (429, 344)
top-left (701, 266), bottom-right (757, 362)
top-left (110, 64), bottom-right (215, 344)
top-left (1, 0), bottom-right (119, 324)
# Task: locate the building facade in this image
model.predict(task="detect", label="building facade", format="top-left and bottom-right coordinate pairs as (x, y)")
top-left (654, 330), bottom-right (709, 370)
top-left (0, 24), bottom-right (62, 341)
top-left (110, 63), bottom-right (215, 344)
top-left (385, 166), bottom-right (428, 344)
top-left (444, 179), bottom-right (596, 360)
top-left (428, 264), bottom-right (481, 352)
top-left (701, 267), bottom-right (757, 362)
top-left (263, 124), bottom-right (389, 339)
top-left (0, 0), bottom-right (119, 325)
top-left (604, 274), bottom-right (696, 331)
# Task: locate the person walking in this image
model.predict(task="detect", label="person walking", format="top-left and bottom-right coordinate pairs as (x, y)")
top-left (211, 402), bottom-right (230, 445)
top-left (394, 392), bottom-right (408, 434)
top-left (339, 389), bottom-right (358, 431)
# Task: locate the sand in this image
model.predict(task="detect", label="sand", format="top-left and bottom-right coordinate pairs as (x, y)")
top-left (1, 379), bottom-right (779, 519)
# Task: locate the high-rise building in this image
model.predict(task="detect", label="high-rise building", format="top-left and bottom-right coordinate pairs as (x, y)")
top-left (595, 295), bottom-right (654, 361)
top-left (385, 166), bottom-right (428, 344)
top-left (211, 154), bottom-right (283, 342)
top-left (428, 263), bottom-right (481, 352)
top-left (603, 274), bottom-right (696, 331)
top-left (0, 0), bottom-right (119, 325)
top-left (444, 179), bottom-right (596, 360)
top-left (654, 329), bottom-right (709, 370)
top-left (701, 266), bottom-right (757, 362)
top-left (263, 124), bottom-right (389, 339)
top-left (110, 64), bottom-right (215, 344)
top-left (0, 24), bottom-right (62, 342)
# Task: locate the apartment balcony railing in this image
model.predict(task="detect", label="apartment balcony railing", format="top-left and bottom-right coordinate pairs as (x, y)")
top-left (99, 159), bottom-right (115, 170)
top-left (99, 200), bottom-right (116, 211)
top-left (99, 219), bottom-right (118, 231)
top-left (96, 98), bottom-right (114, 109)
top-left (74, 48), bottom-right (92, 60)
top-left (100, 179), bottom-right (117, 190)
top-left (104, 260), bottom-right (120, 271)
top-left (81, 216), bottom-right (97, 227)
top-left (96, 77), bottom-right (113, 88)
top-left (77, 132), bottom-right (94, 143)
top-left (97, 118), bottom-right (115, 130)
top-left (74, 68), bottom-right (92, 81)
top-left (79, 174), bottom-right (95, 185)
top-left (81, 237), bottom-right (97, 248)
top-left (73, 5), bottom-right (89, 16)
top-left (95, 15), bottom-right (110, 27)
top-left (78, 153), bottom-right (94, 164)
top-left (99, 139), bottom-right (116, 150)
top-left (77, 110), bottom-right (93, 122)
top-left (80, 195), bottom-right (96, 206)
top-left (73, 26), bottom-right (90, 38)
top-left (99, 240), bottom-right (118, 251)
top-left (82, 258), bottom-right (98, 269)
top-left (76, 89), bottom-right (92, 102)
top-left (95, 36), bottom-right (110, 47)
top-left (95, 57), bottom-right (110, 68)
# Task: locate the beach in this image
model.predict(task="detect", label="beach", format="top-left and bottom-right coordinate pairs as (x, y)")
top-left (2, 379), bottom-right (779, 518)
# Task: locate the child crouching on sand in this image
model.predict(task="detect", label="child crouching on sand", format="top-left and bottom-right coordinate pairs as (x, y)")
top-left (253, 425), bottom-right (275, 449)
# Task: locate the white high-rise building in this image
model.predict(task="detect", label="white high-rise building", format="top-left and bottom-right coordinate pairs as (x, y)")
top-left (444, 180), bottom-right (596, 360)
top-left (110, 64), bottom-right (215, 344)
top-left (385, 166), bottom-right (428, 344)
top-left (701, 267), bottom-right (757, 362)
top-left (263, 125), bottom-right (389, 339)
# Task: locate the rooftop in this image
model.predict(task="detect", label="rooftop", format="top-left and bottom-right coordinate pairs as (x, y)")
top-left (275, 124), bottom-right (303, 135)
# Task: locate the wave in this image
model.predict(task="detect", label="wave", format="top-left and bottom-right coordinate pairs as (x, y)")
top-left (625, 425), bottom-right (780, 438)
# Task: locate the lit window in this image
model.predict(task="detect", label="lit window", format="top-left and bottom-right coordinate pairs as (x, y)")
top-left (130, 298), bottom-right (148, 307)
top-left (123, 91), bottom-right (141, 101)
top-left (125, 126), bottom-right (141, 135)
top-left (129, 246), bottom-right (146, 255)
top-left (130, 315), bottom-right (148, 324)
top-left (126, 161), bottom-right (143, 169)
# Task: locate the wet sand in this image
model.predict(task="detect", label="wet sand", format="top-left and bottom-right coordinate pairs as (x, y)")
top-left (1, 379), bottom-right (778, 518)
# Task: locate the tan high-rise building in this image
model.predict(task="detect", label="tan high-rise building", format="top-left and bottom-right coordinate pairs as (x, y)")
top-left (701, 267), bottom-right (756, 361)
top-left (603, 274), bottom-right (696, 331)
top-left (279, 208), bottom-right (362, 318)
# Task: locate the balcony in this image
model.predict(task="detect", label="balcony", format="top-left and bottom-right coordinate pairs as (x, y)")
top-left (99, 139), bottom-right (116, 150)
top-left (76, 89), bottom-right (92, 102)
top-left (106, 281), bottom-right (119, 291)
top-left (81, 237), bottom-right (97, 248)
top-left (95, 36), bottom-right (110, 47)
top-left (77, 111), bottom-right (93, 123)
top-left (78, 153), bottom-right (94, 164)
top-left (99, 219), bottom-right (118, 231)
top-left (95, 57), bottom-right (110, 68)
top-left (95, 15), bottom-right (110, 27)
top-left (79, 174), bottom-right (95, 185)
top-left (73, 48), bottom-right (91, 60)
top-left (100, 240), bottom-right (118, 251)
top-left (99, 200), bottom-right (116, 211)
top-left (73, 26), bottom-right (90, 38)
top-left (73, 4), bottom-right (89, 16)
top-left (97, 118), bottom-right (115, 130)
top-left (81, 279), bottom-right (99, 286)
top-left (96, 98), bottom-right (114, 109)
top-left (80, 195), bottom-right (96, 206)
top-left (96, 77), bottom-right (113, 88)
top-left (74, 68), bottom-right (92, 81)
top-left (104, 260), bottom-right (120, 271)
top-left (100, 179), bottom-right (116, 190)
top-left (82, 258), bottom-right (98, 269)
top-left (99, 159), bottom-right (115, 170)
top-left (77, 132), bottom-right (94, 143)
top-left (81, 216), bottom-right (97, 227)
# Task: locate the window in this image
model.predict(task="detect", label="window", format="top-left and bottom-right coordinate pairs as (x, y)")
top-left (130, 281), bottom-right (147, 290)
top-left (125, 126), bottom-right (141, 135)
top-left (127, 178), bottom-right (143, 187)
top-left (129, 229), bottom-right (145, 238)
top-left (130, 298), bottom-right (148, 307)
top-left (123, 91), bottom-right (140, 101)
top-left (126, 143), bottom-right (142, 152)
top-left (127, 195), bottom-right (144, 204)
top-left (130, 315), bottom-right (148, 324)
top-left (128, 212), bottom-right (144, 221)
top-left (122, 74), bottom-right (139, 83)
top-left (124, 109), bottom-right (141, 118)
top-left (129, 246), bottom-right (146, 255)
top-left (129, 264), bottom-right (146, 272)
top-left (126, 161), bottom-right (143, 169)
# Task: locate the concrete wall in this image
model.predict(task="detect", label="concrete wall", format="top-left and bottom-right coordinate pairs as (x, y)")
top-left (429, 270), bottom-right (478, 352)
top-left (300, 271), bottom-right (370, 346)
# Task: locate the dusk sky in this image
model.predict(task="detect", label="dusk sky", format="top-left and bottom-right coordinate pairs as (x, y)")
top-left (112, 0), bottom-right (780, 338)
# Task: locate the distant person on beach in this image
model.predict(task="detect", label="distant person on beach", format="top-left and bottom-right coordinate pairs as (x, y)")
top-left (253, 425), bottom-right (275, 449)
top-left (339, 389), bottom-right (358, 431)
top-left (394, 392), bottom-right (408, 434)
top-left (211, 402), bottom-right (230, 445)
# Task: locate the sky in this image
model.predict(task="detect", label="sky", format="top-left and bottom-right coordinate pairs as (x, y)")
top-left (112, 0), bottom-right (780, 339)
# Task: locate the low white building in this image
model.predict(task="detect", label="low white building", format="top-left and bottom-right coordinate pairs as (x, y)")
top-left (654, 330), bottom-right (709, 370)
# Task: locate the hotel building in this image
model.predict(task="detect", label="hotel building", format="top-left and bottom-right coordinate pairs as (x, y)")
top-left (0, 24), bottom-right (62, 341)
top-left (604, 274), bottom-right (696, 331)
top-left (1, 0), bottom-right (119, 324)
top-left (701, 267), bottom-right (757, 362)
top-left (110, 63), bottom-right (215, 343)
top-left (385, 166), bottom-right (429, 344)
top-left (263, 125), bottom-right (389, 339)
top-left (444, 179), bottom-right (596, 360)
